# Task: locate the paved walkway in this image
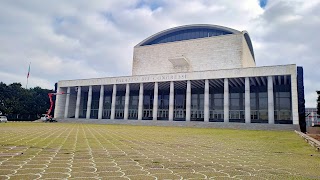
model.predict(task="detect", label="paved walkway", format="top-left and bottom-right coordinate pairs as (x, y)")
top-left (0, 123), bottom-right (319, 179)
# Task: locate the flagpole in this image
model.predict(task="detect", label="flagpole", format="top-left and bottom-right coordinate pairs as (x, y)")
top-left (26, 77), bottom-right (29, 89)
top-left (26, 62), bottom-right (31, 89)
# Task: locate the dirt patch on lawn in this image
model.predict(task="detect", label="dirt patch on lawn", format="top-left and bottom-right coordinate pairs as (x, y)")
top-left (309, 134), bottom-right (320, 141)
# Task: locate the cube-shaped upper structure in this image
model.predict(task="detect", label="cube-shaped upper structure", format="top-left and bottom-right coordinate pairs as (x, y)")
top-left (132, 24), bottom-right (255, 75)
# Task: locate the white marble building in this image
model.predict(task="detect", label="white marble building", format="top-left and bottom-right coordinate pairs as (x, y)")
top-left (54, 24), bottom-right (302, 125)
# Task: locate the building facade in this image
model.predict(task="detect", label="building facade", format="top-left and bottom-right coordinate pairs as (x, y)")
top-left (54, 24), bottom-right (303, 125)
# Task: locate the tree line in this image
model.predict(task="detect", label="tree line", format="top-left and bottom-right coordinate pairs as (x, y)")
top-left (0, 82), bottom-right (54, 120)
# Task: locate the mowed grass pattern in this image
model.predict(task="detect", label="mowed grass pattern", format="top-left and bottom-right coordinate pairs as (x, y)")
top-left (0, 123), bottom-right (319, 180)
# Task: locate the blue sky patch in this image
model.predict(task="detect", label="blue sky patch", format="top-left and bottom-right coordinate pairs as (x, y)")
top-left (136, 0), bottom-right (163, 11)
top-left (259, 0), bottom-right (268, 8)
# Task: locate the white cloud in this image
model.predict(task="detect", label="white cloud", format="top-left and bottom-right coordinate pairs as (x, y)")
top-left (0, 0), bottom-right (318, 107)
top-left (250, 0), bottom-right (320, 107)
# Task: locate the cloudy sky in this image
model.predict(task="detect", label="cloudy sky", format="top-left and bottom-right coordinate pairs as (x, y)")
top-left (0, 0), bottom-right (319, 107)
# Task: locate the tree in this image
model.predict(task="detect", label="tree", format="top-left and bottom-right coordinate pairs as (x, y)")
top-left (29, 87), bottom-right (53, 115)
top-left (0, 82), bottom-right (54, 118)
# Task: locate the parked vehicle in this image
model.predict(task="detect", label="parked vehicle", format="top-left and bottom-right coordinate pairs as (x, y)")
top-left (41, 114), bottom-right (57, 123)
top-left (0, 116), bottom-right (8, 123)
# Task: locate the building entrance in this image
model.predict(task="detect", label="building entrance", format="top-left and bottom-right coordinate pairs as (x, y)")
top-left (143, 90), bottom-right (153, 120)
top-left (191, 93), bottom-right (204, 121)
top-left (157, 90), bottom-right (169, 120)
top-left (174, 90), bottom-right (186, 121)
top-left (128, 93), bottom-right (138, 119)
top-left (103, 94), bottom-right (112, 119)
top-left (115, 92), bottom-right (125, 119)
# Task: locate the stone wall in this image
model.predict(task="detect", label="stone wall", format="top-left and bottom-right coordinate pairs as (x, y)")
top-left (54, 87), bottom-right (66, 118)
top-left (58, 118), bottom-right (300, 131)
top-left (242, 35), bottom-right (256, 67)
top-left (58, 65), bottom-right (296, 87)
top-left (132, 33), bottom-right (251, 75)
top-left (295, 130), bottom-right (320, 151)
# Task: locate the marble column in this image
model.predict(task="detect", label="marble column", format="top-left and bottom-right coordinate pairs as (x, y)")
top-left (204, 79), bottom-right (209, 122)
top-left (186, 80), bottom-right (191, 122)
top-left (75, 86), bottom-right (81, 119)
top-left (124, 84), bottom-right (130, 120)
top-left (110, 84), bottom-right (117, 119)
top-left (290, 73), bottom-right (299, 125)
top-left (224, 79), bottom-right (229, 122)
top-left (64, 87), bottom-right (70, 118)
top-left (86, 86), bottom-right (92, 119)
top-left (268, 76), bottom-right (274, 124)
top-left (245, 77), bottom-right (251, 123)
top-left (169, 81), bottom-right (174, 121)
top-left (153, 82), bottom-right (158, 120)
top-left (138, 83), bottom-right (144, 120)
top-left (98, 85), bottom-right (104, 119)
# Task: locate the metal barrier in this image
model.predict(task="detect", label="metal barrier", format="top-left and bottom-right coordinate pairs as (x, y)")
top-left (251, 110), bottom-right (268, 120)
top-left (103, 109), bottom-right (111, 119)
top-left (90, 110), bottom-right (98, 119)
top-left (87, 108), bottom-right (295, 123)
top-left (274, 110), bottom-right (292, 120)
top-left (7, 114), bottom-right (38, 121)
top-left (115, 109), bottom-right (124, 119)
top-left (174, 109), bottom-right (185, 119)
top-left (143, 109), bottom-right (153, 119)
top-left (128, 109), bottom-right (138, 119)
top-left (229, 110), bottom-right (245, 119)
top-left (191, 110), bottom-right (204, 119)
top-left (158, 109), bottom-right (168, 119)
top-left (209, 110), bottom-right (224, 119)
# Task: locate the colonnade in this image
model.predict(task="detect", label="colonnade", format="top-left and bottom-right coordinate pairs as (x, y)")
top-left (63, 77), bottom-right (276, 123)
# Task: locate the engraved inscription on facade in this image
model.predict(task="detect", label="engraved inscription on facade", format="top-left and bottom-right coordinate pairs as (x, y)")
top-left (114, 74), bottom-right (187, 84)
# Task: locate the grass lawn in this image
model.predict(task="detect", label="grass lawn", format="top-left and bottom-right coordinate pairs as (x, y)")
top-left (0, 122), bottom-right (319, 179)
